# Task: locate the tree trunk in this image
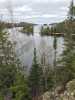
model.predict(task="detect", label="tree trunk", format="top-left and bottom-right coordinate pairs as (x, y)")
top-left (4, 93), bottom-right (12, 100)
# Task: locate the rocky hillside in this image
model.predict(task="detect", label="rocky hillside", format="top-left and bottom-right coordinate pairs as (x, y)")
top-left (42, 79), bottom-right (75, 100)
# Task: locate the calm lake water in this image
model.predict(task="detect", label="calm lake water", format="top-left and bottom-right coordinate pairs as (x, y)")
top-left (9, 26), bottom-right (64, 70)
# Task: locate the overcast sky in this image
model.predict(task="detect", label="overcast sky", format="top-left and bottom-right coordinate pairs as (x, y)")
top-left (0, 0), bottom-right (74, 24)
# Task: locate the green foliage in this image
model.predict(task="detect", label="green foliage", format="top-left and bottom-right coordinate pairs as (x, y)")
top-left (43, 69), bottom-right (55, 91)
top-left (50, 1), bottom-right (75, 90)
top-left (54, 22), bottom-right (65, 33)
top-left (68, 0), bottom-right (74, 20)
top-left (28, 48), bottom-right (43, 98)
top-left (40, 22), bottom-right (65, 35)
top-left (57, 1), bottom-right (75, 86)
top-left (21, 24), bottom-right (33, 35)
top-left (0, 24), bottom-right (30, 100)
top-left (0, 26), bottom-right (17, 95)
top-left (41, 26), bottom-right (50, 36)
top-left (10, 72), bottom-right (30, 100)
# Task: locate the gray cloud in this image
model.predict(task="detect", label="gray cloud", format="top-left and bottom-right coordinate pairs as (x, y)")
top-left (0, 0), bottom-right (74, 24)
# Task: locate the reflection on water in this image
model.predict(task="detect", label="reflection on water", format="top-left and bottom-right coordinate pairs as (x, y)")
top-left (9, 27), bottom-right (64, 70)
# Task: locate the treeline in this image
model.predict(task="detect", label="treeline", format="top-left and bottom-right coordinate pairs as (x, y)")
top-left (21, 24), bottom-right (33, 35)
top-left (40, 19), bottom-right (75, 36)
top-left (2, 21), bottom-right (34, 35)
top-left (40, 21), bottom-right (66, 36)
top-left (40, 0), bottom-right (75, 36)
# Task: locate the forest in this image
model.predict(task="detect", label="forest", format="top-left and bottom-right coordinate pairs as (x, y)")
top-left (0, 0), bottom-right (75, 100)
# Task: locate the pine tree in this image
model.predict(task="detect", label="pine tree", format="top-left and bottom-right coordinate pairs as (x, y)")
top-left (0, 23), bottom-right (18, 98)
top-left (0, 23), bottom-right (29, 100)
top-left (0, 7), bottom-right (31, 100)
top-left (28, 48), bottom-right (43, 100)
top-left (10, 72), bottom-right (31, 100)
top-left (68, 0), bottom-right (74, 21)
top-left (57, 0), bottom-right (75, 86)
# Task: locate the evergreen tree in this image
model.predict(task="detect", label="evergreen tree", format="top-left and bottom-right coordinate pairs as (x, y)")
top-left (28, 48), bottom-right (43, 100)
top-left (0, 23), bottom-right (19, 99)
top-left (0, 24), bottom-right (29, 100)
top-left (68, 0), bottom-right (74, 20)
top-left (57, 0), bottom-right (75, 86)
top-left (10, 72), bottom-right (30, 100)
top-left (40, 26), bottom-right (50, 36)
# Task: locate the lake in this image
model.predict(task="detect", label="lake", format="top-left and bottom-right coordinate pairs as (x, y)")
top-left (8, 26), bottom-right (64, 71)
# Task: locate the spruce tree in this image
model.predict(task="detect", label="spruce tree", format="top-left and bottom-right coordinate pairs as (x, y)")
top-left (0, 23), bottom-right (18, 99)
top-left (0, 23), bottom-right (29, 100)
top-left (28, 48), bottom-right (43, 100)
top-left (57, 0), bottom-right (75, 85)
top-left (68, 0), bottom-right (74, 20)
top-left (10, 72), bottom-right (30, 100)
